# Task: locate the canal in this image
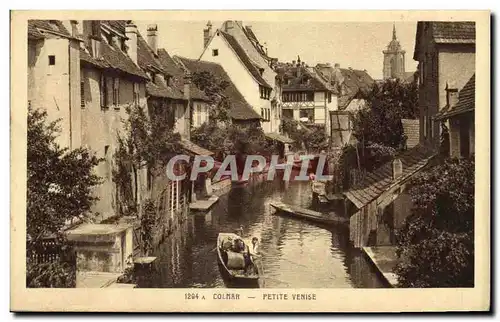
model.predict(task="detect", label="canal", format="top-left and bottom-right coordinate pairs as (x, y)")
top-left (142, 180), bottom-right (386, 288)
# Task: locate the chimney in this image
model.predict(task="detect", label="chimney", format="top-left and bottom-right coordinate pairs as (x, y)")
top-left (147, 24), bottom-right (158, 55)
top-left (392, 159), bottom-right (403, 181)
top-left (125, 22), bottom-right (138, 64)
top-left (224, 21), bottom-right (234, 32)
top-left (203, 21), bottom-right (213, 48)
top-left (445, 82), bottom-right (459, 107)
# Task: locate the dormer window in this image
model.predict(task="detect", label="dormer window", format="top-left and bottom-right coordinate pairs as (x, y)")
top-left (259, 68), bottom-right (264, 76)
top-left (166, 75), bottom-right (172, 87)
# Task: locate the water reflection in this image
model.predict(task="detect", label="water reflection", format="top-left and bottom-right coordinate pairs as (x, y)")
top-left (143, 180), bottom-right (386, 288)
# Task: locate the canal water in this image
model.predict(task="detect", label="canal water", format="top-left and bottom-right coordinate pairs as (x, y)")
top-left (142, 180), bottom-right (386, 288)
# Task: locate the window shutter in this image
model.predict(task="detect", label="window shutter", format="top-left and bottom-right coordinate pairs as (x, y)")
top-left (80, 80), bottom-right (85, 107)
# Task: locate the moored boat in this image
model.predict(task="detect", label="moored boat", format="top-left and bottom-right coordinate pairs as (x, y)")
top-left (269, 201), bottom-right (349, 226)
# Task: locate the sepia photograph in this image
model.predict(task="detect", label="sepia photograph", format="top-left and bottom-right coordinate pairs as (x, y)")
top-left (11, 10), bottom-right (490, 312)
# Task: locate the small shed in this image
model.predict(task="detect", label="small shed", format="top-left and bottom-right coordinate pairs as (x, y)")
top-left (344, 145), bottom-right (435, 248)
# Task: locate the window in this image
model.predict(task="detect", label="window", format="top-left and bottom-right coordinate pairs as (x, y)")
top-left (259, 85), bottom-right (271, 100)
top-left (112, 78), bottom-right (120, 108)
top-left (299, 109), bottom-right (314, 123)
top-left (419, 62), bottom-right (425, 86)
top-left (212, 49), bottom-right (218, 56)
top-left (100, 74), bottom-right (108, 109)
top-left (133, 83), bottom-right (140, 107)
top-left (328, 92), bottom-right (332, 103)
top-left (104, 145), bottom-right (110, 157)
top-left (197, 104), bottom-right (202, 126)
top-left (48, 55), bottom-right (55, 65)
top-left (261, 108), bottom-right (271, 121)
top-left (282, 91), bottom-right (314, 102)
top-left (80, 80), bottom-right (85, 107)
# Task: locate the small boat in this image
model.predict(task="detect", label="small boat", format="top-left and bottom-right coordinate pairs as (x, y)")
top-left (270, 201), bottom-right (349, 226)
top-left (216, 233), bottom-right (260, 283)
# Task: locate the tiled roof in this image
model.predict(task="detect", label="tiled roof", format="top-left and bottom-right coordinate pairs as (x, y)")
top-left (137, 33), bottom-right (164, 73)
top-left (219, 31), bottom-right (272, 89)
top-left (344, 145), bottom-right (435, 209)
top-left (180, 138), bottom-right (214, 156)
top-left (436, 74), bottom-right (475, 120)
top-left (28, 20), bottom-right (71, 39)
top-left (102, 20), bottom-right (127, 34)
top-left (136, 34), bottom-right (186, 99)
top-left (157, 48), bottom-right (184, 77)
top-left (276, 64), bottom-right (332, 92)
top-left (314, 64), bottom-right (374, 109)
top-left (432, 22), bottom-right (476, 44)
top-left (156, 48), bottom-right (206, 101)
top-left (414, 21), bottom-right (476, 60)
top-left (145, 81), bottom-right (184, 100)
top-left (175, 56), bottom-right (261, 121)
top-left (241, 25), bottom-right (272, 61)
top-left (80, 41), bottom-right (147, 79)
top-left (401, 119), bottom-right (420, 148)
top-left (100, 41), bottom-right (147, 78)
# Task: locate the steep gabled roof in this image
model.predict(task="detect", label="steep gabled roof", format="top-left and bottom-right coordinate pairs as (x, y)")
top-left (435, 74), bottom-right (475, 120)
top-left (28, 20), bottom-right (71, 39)
top-left (314, 64), bottom-right (375, 109)
top-left (156, 49), bottom-right (207, 101)
top-left (338, 68), bottom-right (374, 109)
top-left (219, 31), bottom-right (272, 89)
top-left (241, 25), bottom-right (274, 61)
top-left (276, 64), bottom-right (333, 92)
top-left (80, 40), bottom-right (148, 79)
top-left (175, 56), bottom-right (262, 121)
top-left (137, 33), bottom-right (164, 73)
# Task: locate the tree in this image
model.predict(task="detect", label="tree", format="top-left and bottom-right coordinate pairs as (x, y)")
top-left (394, 157), bottom-right (474, 287)
top-left (281, 118), bottom-right (328, 152)
top-left (192, 71), bottom-right (232, 123)
top-left (27, 106), bottom-right (102, 287)
top-left (352, 78), bottom-right (419, 150)
top-left (114, 104), bottom-right (183, 215)
top-left (190, 71), bottom-right (274, 159)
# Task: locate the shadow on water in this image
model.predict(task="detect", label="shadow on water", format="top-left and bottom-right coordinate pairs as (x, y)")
top-left (138, 179), bottom-right (387, 288)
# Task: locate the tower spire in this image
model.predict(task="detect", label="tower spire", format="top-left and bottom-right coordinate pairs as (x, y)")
top-left (392, 23), bottom-right (397, 40)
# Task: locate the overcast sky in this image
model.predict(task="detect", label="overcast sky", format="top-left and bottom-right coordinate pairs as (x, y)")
top-left (137, 21), bottom-right (418, 80)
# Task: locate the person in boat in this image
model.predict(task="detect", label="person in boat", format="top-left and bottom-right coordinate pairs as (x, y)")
top-left (250, 237), bottom-right (260, 256)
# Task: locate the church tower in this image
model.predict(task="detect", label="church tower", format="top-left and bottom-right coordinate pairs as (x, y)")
top-left (383, 24), bottom-right (406, 80)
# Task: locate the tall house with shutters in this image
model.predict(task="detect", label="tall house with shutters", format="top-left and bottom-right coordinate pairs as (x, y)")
top-left (28, 20), bottom-right (149, 221)
top-left (200, 20), bottom-right (281, 134)
top-left (413, 21), bottom-right (475, 149)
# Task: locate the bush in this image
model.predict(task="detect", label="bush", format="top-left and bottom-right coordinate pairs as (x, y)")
top-left (394, 157), bottom-right (474, 287)
top-left (26, 261), bottom-right (76, 288)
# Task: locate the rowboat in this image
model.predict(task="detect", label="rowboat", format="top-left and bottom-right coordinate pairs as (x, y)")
top-left (269, 201), bottom-right (349, 226)
top-left (216, 233), bottom-right (260, 283)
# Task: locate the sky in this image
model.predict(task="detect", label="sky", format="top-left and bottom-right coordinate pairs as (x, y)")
top-left (137, 21), bottom-right (418, 80)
